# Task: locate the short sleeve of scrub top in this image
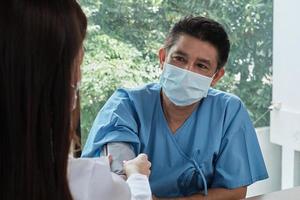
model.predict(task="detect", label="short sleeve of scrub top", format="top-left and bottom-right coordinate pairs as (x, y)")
top-left (81, 88), bottom-right (142, 157)
top-left (209, 96), bottom-right (268, 189)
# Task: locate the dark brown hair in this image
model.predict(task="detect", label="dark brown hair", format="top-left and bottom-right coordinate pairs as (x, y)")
top-left (164, 16), bottom-right (230, 69)
top-left (0, 0), bottom-right (87, 199)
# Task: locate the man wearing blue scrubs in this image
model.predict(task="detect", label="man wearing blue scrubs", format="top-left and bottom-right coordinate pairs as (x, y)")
top-left (82, 16), bottom-right (268, 199)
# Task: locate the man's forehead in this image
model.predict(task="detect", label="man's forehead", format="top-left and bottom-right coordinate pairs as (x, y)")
top-left (172, 35), bottom-right (217, 64)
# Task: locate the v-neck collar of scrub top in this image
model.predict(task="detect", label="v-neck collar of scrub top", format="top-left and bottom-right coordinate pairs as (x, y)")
top-left (157, 88), bottom-right (208, 195)
top-left (158, 89), bottom-right (202, 137)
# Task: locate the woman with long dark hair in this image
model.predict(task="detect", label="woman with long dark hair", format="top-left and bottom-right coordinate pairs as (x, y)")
top-left (0, 1), bottom-right (152, 200)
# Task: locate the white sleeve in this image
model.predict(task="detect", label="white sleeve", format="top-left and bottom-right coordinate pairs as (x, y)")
top-left (126, 173), bottom-right (152, 200)
top-left (68, 157), bottom-right (131, 200)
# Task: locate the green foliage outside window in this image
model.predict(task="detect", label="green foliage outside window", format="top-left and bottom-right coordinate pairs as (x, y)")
top-left (79, 0), bottom-right (273, 146)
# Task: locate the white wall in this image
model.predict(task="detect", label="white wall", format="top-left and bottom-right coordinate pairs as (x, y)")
top-left (271, 0), bottom-right (300, 149)
top-left (247, 127), bottom-right (281, 197)
top-left (270, 0), bottom-right (300, 189)
top-left (295, 151), bottom-right (300, 186)
top-left (247, 127), bottom-right (300, 197)
top-left (272, 0), bottom-right (300, 112)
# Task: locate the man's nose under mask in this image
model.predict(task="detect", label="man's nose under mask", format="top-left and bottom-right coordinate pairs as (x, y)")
top-left (159, 63), bottom-right (213, 106)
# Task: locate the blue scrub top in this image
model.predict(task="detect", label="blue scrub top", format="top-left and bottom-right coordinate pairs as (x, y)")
top-left (82, 83), bottom-right (268, 198)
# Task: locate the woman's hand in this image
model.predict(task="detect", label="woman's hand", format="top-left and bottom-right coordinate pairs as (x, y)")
top-left (123, 153), bottom-right (151, 177)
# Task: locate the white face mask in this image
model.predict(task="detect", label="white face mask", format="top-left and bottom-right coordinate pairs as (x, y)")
top-left (159, 63), bottom-right (213, 106)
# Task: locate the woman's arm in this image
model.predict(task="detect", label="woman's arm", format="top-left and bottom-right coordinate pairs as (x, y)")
top-left (124, 154), bottom-right (152, 200)
top-left (153, 187), bottom-right (247, 200)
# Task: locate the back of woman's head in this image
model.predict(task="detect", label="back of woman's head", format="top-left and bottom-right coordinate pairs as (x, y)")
top-left (0, 0), bottom-right (86, 199)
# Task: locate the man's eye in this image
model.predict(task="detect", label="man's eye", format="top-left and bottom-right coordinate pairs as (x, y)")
top-left (197, 63), bottom-right (208, 69)
top-left (173, 56), bottom-right (185, 62)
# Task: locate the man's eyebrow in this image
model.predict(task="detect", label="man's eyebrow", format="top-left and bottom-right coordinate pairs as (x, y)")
top-left (171, 50), bottom-right (188, 57)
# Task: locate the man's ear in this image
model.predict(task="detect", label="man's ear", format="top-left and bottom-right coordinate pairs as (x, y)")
top-left (211, 67), bottom-right (225, 87)
top-left (158, 48), bottom-right (166, 70)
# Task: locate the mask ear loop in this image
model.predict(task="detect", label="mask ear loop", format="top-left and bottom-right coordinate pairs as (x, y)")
top-left (212, 68), bottom-right (219, 78)
top-left (210, 68), bottom-right (220, 86)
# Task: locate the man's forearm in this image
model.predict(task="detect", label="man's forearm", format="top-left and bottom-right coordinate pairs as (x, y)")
top-left (154, 187), bottom-right (247, 200)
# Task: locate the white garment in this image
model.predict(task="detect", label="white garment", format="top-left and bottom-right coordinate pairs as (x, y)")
top-left (68, 157), bottom-right (152, 200)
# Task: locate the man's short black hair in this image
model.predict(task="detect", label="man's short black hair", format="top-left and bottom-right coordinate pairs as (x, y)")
top-left (164, 16), bottom-right (230, 69)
